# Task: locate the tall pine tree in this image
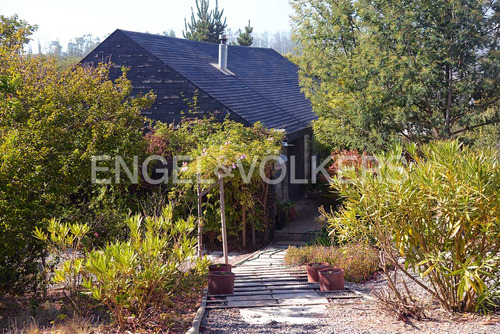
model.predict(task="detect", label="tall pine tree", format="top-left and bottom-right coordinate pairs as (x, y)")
top-left (183, 0), bottom-right (227, 43)
top-left (237, 20), bottom-right (254, 46)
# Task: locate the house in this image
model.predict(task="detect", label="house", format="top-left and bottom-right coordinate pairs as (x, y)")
top-left (82, 29), bottom-right (317, 201)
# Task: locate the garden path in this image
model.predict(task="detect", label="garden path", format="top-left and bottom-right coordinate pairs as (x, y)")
top-left (273, 197), bottom-right (328, 243)
top-left (206, 245), bottom-right (360, 325)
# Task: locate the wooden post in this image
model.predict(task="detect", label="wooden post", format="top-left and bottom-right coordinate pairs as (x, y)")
top-left (218, 173), bottom-right (229, 265)
top-left (251, 220), bottom-right (256, 248)
top-left (242, 203), bottom-right (247, 248)
top-left (196, 182), bottom-right (203, 258)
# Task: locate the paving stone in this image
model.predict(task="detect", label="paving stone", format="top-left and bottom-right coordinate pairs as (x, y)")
top-left (234, 286), bottom-right (272, 292)
top-left (272, 292), bottom-right (322, 299)
top-left (239, 305), bottom-right (328, 324)
top-left (227, 300), bottom-right (279, 307)
top-left (225, 294), bottom-right (274, 301)
top-left (277, 296), bottom-right (328, 305)
top-left (204, 245), bottom-right (329, 324)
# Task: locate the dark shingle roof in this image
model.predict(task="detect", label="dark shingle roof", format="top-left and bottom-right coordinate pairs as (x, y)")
top-left (118, 29), bottom-right (316, 136)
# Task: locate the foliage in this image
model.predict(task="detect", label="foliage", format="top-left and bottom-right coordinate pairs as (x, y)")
top-left (34, 219), bottom-right (90, 303)
top-left (291, 0), bottom-right (500, 151)
top-left (0, 14), bottom-right (37, 52)
top-left (36, 205), bottom-right (209, 329)
top-left (472, 123), bottom-right (500, 149)
top-left (0, 16), bottom-right (154, 295)
top-left (67, 34), bottom-right (100, 58)
top-left (146, 116), bottom-right (283, 248)
top-left (284, 244), bottom-right (380, 283)
top-left (183, 0), bottom-right (227, 43)
top-left (82, 205), bottom-right (208, 327)
top-left (326, 140), bottom-right (500, 313)
top-left (146, 116), bottom-right (284, 248)
top-left (237, 20), bottom-right (254, 46)
top-left (307, 227), bottom-right (334, 246)
top-left (178, 118), bottom-right (284, 247)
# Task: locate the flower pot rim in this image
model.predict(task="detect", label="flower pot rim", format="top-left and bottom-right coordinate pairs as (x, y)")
top-left (209, 271), bottom-right (235, 276)
top-left (307, 262), bottom-right (330, 268)
top-left (209, 263), bottom-right (232, 268)
top-left (318, 268), bottom-right (343, 274)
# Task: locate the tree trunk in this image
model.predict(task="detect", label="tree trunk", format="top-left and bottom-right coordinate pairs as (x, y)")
top-left (445, 62), bottom-right (453, 137)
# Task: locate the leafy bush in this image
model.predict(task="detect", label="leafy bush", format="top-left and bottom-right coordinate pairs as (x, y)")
top-left (34, 219), bottom-right (89, 304)
top-left (326, 141), bottom-right (500, 313)
top-left (284, 244), bottom-right (380, 283)
top-left (148, 117), bottom-right (284, 249)
top-left (36, 204), bottom-right (208, 328)
top-left (0, 15), bottom-right (154, 295)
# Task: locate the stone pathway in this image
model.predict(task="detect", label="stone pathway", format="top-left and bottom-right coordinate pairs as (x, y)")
top-left (274, 198), bottom-right (327, 243)
top-left (206, 245), bottom-right (360, 325)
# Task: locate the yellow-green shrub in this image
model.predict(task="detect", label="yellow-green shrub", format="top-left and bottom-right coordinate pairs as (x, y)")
top-left (36, 204), bottom-right (208, 327)
top-left (327, 141), bottom-right (500, 313)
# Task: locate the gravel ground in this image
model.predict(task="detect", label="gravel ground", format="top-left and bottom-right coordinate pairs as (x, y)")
top-left (200, 272), bottom-right (500, 334)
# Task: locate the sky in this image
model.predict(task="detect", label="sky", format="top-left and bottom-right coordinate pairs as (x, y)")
top-left (0, 0), bottom-right (293, 52)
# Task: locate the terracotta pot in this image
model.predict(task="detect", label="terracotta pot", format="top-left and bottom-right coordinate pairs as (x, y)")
top-left (208, 271), bottom-right (235, 295)
top-left (318, 268), bottom-right (344, 291)
top-left (288, 207), bottom-right (297, 220)
top-left (209, 263), bottom-right (232, 273)
top-left (306, 262), bottom-right (330, 283)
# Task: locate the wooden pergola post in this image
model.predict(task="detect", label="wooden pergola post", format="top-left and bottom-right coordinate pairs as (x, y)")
top-left (196, 173), bottom-right (229, 264)
top-left (218, 173), bottom-right (229, 265)
top-left (196, 182), bottom-right (203, 258)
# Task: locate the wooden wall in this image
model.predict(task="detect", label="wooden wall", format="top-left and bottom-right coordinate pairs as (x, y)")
top-left (82, 31), bottom-right (238, 125)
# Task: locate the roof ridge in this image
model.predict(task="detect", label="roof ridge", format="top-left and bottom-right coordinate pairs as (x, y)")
top-left (113, 29), bottom-right (250, 127)
top-left (117, 29), bottom-right (278, 52)
top-left (123, 29), bottom-right (294, 129)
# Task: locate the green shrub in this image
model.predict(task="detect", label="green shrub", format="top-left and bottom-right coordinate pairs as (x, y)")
top-left (148, 118), bottom-right (285, 248)
top-left (36, 204), bottom-right (209, 328)
top-left (34, 219), bottom-right (89, 303)
top-left (0, 15), bottom-right (154, 295)
top-left (327, 141), bottom-right (500, 313)
top-left (284, 244), bottom-right (380, 283)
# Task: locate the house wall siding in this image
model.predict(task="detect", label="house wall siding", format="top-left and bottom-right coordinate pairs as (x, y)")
top-left (82, 31), bottom-right (239, 125)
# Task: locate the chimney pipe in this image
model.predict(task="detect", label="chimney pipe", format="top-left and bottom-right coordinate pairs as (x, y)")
top-left (219, 34), bottom-right (228, 71)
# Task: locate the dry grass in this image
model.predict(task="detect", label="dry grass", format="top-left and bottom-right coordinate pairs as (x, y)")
top-left (3, 314), bottom-right (98, 334)
top-left (284, 243), bottom-right (381, 283)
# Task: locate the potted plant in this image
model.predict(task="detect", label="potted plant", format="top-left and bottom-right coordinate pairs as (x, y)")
top-left (209, 263), bottom-right (232, 273)
top-left (306, 262), bottom-right (330, 283)
top-left (208, 271), bottom-right (235, 295)
top-left (318, 268), bottom-right (344, 291)
top-left (285, 200), bottom-right (297, 220)
top-left (276, 200), bottom-right (296, 229)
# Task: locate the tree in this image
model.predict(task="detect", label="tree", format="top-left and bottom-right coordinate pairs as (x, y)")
top-left (237, 20), bottom-right (253, 46)
top-left (48, 40), bottom-right (62, 57)
top-left (0, 17), bottom-right (154, 295)
top-left (183, 0), bottom-right (227, 43)
top-left (162, 29), bottom-right (176, 37)
top-left (291, 0), bottom-right (500, 151)
top-left (67, 34), bottom-right (100, 58)
top-left (0, 14), bottom-right (36, 52)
